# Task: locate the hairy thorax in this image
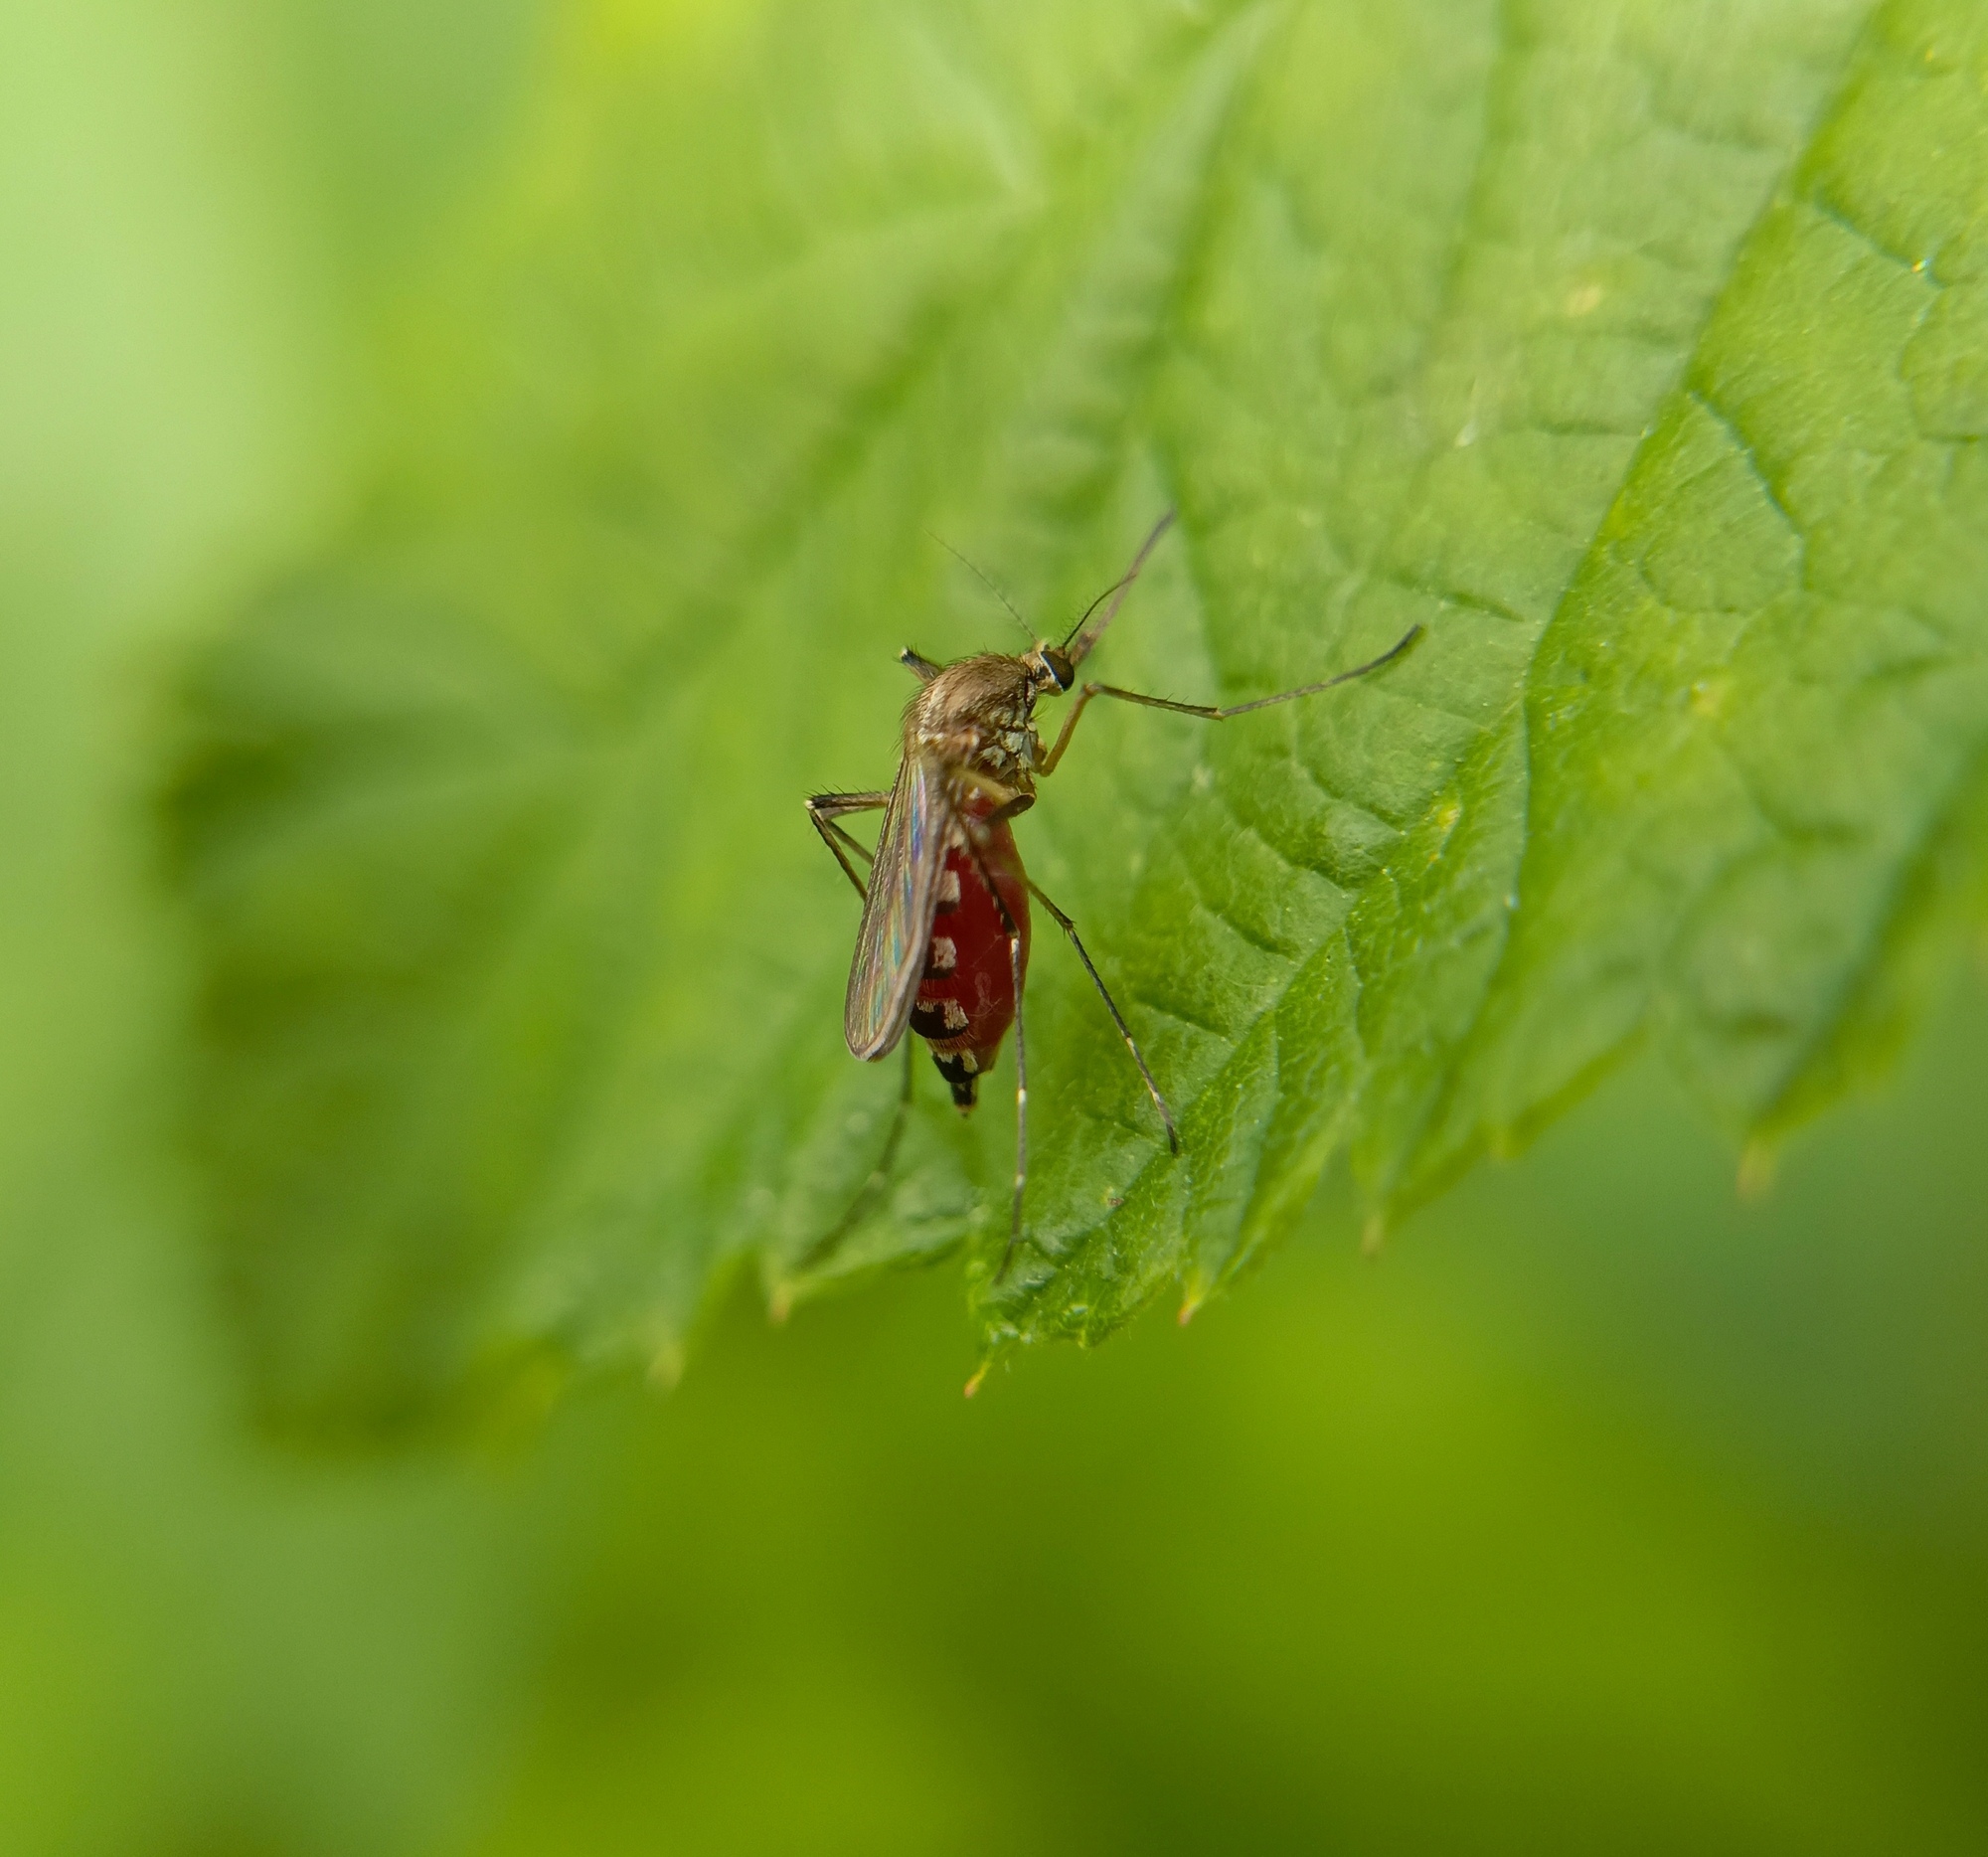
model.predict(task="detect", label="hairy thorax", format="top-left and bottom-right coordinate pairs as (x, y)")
top-left (904, 653), bottom-right (1043, 810)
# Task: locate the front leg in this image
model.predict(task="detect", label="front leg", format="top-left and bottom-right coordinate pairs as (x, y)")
top-left (946, 764), bottom-right (1034, 821)
top-left (1038, 625), bottom-right (1423, 773)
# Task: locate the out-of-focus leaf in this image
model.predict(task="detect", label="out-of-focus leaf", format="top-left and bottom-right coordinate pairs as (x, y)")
top-left (162, 0), bottom-right (1988, 1428)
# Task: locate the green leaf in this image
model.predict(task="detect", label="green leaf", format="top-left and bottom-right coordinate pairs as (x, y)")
top-left (163, 0), bottom-right (1988, 1431)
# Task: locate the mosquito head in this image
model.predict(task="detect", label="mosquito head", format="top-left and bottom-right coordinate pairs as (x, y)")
top-left (1022, 644), bottom-right (1075, 697)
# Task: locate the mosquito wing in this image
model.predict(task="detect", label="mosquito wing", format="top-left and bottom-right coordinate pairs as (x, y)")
top-left (845, 751), bottom-right (951, 1061)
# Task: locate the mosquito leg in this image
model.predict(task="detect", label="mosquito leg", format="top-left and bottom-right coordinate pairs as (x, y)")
top-left (806, 790), bottom-right (889, 901)
top-left (1038, 623), bottom-right (1423, 773)
top-left (1026, 880), bottom-right (1179, 1155)
top-left (823, 818), bottom-right (876, 872)
top-left (797, 1037), bottom-right (915, 1270)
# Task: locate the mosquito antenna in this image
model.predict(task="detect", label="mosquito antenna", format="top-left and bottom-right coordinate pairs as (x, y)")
top-left (924, 530), bottom-right (1037, 645)
top-left (1062, 508), bottom-right (1176, 665)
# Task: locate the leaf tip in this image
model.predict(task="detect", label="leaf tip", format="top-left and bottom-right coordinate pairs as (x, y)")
top-left (962, 1363), bottom-right (989, 1400)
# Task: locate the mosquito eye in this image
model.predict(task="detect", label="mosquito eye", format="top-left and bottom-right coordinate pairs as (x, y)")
top-left (1041, 649), bottom-right (1074, 691)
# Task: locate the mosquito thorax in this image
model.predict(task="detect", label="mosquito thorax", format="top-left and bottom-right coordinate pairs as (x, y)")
top-left (904, 651), bottom-right (1045, 796)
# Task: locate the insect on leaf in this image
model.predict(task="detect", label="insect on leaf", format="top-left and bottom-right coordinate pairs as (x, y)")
top-left (161, 0), bottom-right (1988, 1432)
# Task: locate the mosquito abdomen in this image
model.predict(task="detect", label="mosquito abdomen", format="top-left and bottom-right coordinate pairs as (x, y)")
top-left (910, 826), bottom-right (1030, 1111)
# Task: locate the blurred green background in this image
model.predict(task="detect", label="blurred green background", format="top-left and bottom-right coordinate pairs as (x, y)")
top-left (4, 1), bottom-right (1985, 1851)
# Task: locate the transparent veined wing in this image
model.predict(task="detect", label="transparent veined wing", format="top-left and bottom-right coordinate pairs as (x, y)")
top-left (845, 752), bottom-right (951, 1060)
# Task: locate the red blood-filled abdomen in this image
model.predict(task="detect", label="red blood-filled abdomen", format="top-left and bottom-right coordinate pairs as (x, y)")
top-left (911, 820), bottom-right (1030, 1110)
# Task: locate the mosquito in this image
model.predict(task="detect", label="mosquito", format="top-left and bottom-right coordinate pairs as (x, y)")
top-left (804, 510), bottom-right (1420, 1279)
